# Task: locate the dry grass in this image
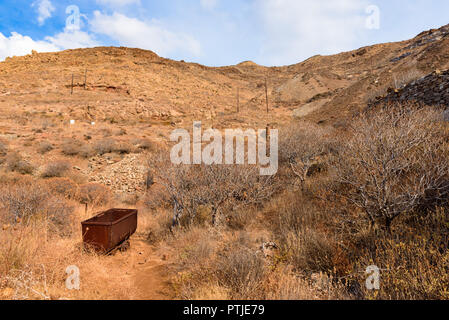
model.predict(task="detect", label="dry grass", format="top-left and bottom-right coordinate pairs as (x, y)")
top-left (0, 179), bottom-right (133, 300)
top-left (5, 153), bottom-right (35, 175)
top-left (41, 160), bottom-right (71, 178)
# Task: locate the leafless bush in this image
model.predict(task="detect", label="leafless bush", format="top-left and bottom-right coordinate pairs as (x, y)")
top-left (215, 247), bottom-right (265, 299)
top-left (5, 153), bottom-right (35, 175)
top-left (41, 160), bottom-right (71, 178)
top-left (78, 183), bottom-right (110, 207)
top-left (93, 138), bottom-right (116, 155)
top-left (335, 104), bottom-right (449, 229)
top-left (113, 141), bottom-right (133, 154)
top-left (61, 139), bottom-right (82, 156)
top-left (133, 138), bottom-right (156, 152)
top-left (45, 196), bottom-right (76, 237)
top-left (393, 69), bottom-right (425, 89)
top-left (0, 140), bottom-right (8, 157)
top-left (0, 181), bottom-right (74, 235)
top-left (148, 152), bottom-right (279, 228)
top-left (79, 144), bottom-right (95, 158)
top-left (45, 178), bottom-right (79, 199)
top-left (279, 122), bottom-right (336, 185)
top-left (0, 182), bottom-right (49, 223)
top-left (37, 141), bottom-right (53, 154)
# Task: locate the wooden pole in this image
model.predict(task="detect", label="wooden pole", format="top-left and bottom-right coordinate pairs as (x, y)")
top-left (84, 69), bottom-right (87, 90)
top-left (237, 87), bottom-right (240, 113)
top-left (71, 74), bottom-right (74, 95)
top-left (265, 77), bottom-right (269, 114)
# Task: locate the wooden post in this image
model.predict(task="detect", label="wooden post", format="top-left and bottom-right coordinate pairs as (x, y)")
top-left (237, 87), bottom-right (240, 113)
top-left (265, 77), bottom-right (269, 114)
top-left (84, 69), bottom-right (87, 90)
top-left (71, 74), bottom-right (74, 95)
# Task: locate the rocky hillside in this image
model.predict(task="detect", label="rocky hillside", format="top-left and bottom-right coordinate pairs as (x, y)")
top-left (1, 24), bottom-right (449, 195)
top-left (1, 24), bottom-right (449, 129)
top-left (370, 69), bottom-right (449, 108)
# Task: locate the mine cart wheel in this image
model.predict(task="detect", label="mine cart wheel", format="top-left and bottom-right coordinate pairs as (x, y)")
top-left (118, 239), bottom-right (131, 252)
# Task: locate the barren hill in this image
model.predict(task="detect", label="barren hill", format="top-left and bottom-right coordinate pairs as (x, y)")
top-left (1, 24), bottom-right (449, 194)
top-left (1, 24), bottom-right (449, 130)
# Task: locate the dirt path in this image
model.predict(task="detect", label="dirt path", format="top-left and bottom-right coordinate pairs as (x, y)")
top-left (112, 236), bottom-right (174, 300)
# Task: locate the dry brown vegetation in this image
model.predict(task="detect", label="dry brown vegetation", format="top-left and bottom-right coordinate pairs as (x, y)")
top-left (2, 24), bottom-right (449, 300)
top-left (139, 102), bottom-right (449, 300)
top-left (1, 101), bottom-right (448, 300)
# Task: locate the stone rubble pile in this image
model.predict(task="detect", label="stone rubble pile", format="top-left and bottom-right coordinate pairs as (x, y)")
top-left (404, 25), bottom-right (449, 51)
top-left (89, 154), bottom-right (147, 195)
top-left (372, 69), bottom-right (449, 108)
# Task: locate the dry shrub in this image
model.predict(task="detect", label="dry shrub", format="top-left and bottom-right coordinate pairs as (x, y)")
top-left (37, 141), bottom-right (53, 154)
top-left (78, 183), bottom-right (110, 207)
top-left (148, 151), bottom-right (279, 228)
top-left (0, 139), bottom-right (8, 156)
top-left (79, 144), bottom-right (95, 158)
top-left (335, 103), bottom-right (449, 229)
top-left (45, 196), bottom-right (76, 238)
top-left (264, 266), bottom-right (345, 300)
top-left (393, 69), bottom-right (425, 89)
top-left (0, 181), bottom-right (75, 237)
top-left (133, 138), bottom-right (156, 152)
top-left (113, 141), bottom-right (133, 154)
top-left (144, 210), bottom-right (173, 244)
top-left (0, 140), bottom-right (7, 165)
top-left (41, 160), bottom-right (71, 178)
top-left (285, 228), bottom-right (335, 274)
top-left (0, 225), bottom-right (43, 275)
top-left (61, 139), bottom-right (82, 156)
top-left (279, 121), bottom-right (336, 185)
top-left (0, 182), bottom-right (48, 223)
top-left (46, 177), bottom-right (79, 199)
top-left (93, 138), bottom-right (116, 155)
top-left (5, 152), bottom-right (35, 175)
top-left (214, 247), bottom-right (265, 299)
top-left (144, 184), bottom-right (171, 211)
top-left (353, 208), bottom-right (449, 300)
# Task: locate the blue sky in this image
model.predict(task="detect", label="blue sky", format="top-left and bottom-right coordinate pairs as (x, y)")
top-left (0, 0), bottom-right (448, 66)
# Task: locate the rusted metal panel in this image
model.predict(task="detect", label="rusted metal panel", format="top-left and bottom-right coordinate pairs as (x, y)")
top-left (81, 209), bottom-right (138, 253)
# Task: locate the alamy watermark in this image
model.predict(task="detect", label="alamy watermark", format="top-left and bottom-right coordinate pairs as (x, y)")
top-left (365, 5), bottom-right (381, 30)
top-left (65, 265), bottom-right (80, 290)
top-left (170, 121), bottom-right (278, 176)
top-left (365, 265), bottom-right (380, 290)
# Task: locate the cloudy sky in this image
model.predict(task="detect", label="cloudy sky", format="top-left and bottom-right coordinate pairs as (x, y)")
top-left (0, 0), bottom-right (448, 66)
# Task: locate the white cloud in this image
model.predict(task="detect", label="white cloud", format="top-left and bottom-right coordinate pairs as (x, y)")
top-left (254, 0), bottom-right (370, 65)
top-left (0, 32), bottom-right (58, 60)
top-left (33, 0), bottom-right (55, 26)
top-left (96, 0), bottom-right (141, 7)
top-left (44, 29), bottom-right (100, 50)
top-left (90, 11), bottom-right (201, 57)
top-left (201, 0), bottom-right (218, 10)
top-left (0, 30), bottom-right (99, 61)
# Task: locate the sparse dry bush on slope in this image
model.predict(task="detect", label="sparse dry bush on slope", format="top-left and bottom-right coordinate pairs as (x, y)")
top-left (0, 181), bottom-right (75, 236)
top-left (5, 152), bottom-right (35, 175)
top-left (147, 151), bottom-right (279, 228)
top-left (93, 138), bottom-right (116, 155)
top-left (335, 104), bottom-right (449, 230)
top-left (279, 122), bottom-right (336, 186)
top-left (41, 160), bottom-right (71, 178)
top-left (37, 141), bottom-right (53, 154)
top-left (78, 183), bottom-right (110, 207)
top-left (61, 139), bottom-right (83, 156)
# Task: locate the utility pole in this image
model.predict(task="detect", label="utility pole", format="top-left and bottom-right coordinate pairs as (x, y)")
top-left (84, 69), bottom-right (87, 90)
top-left (237, 87), bottom-right (240, 113)
top-left (265, 77), bottom-right (269, 114)
top-left (71, 74), bottom-right (74, 95)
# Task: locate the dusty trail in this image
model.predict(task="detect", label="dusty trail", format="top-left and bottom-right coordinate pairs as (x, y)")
top-left (111, 235), bottom-right (173, 300)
